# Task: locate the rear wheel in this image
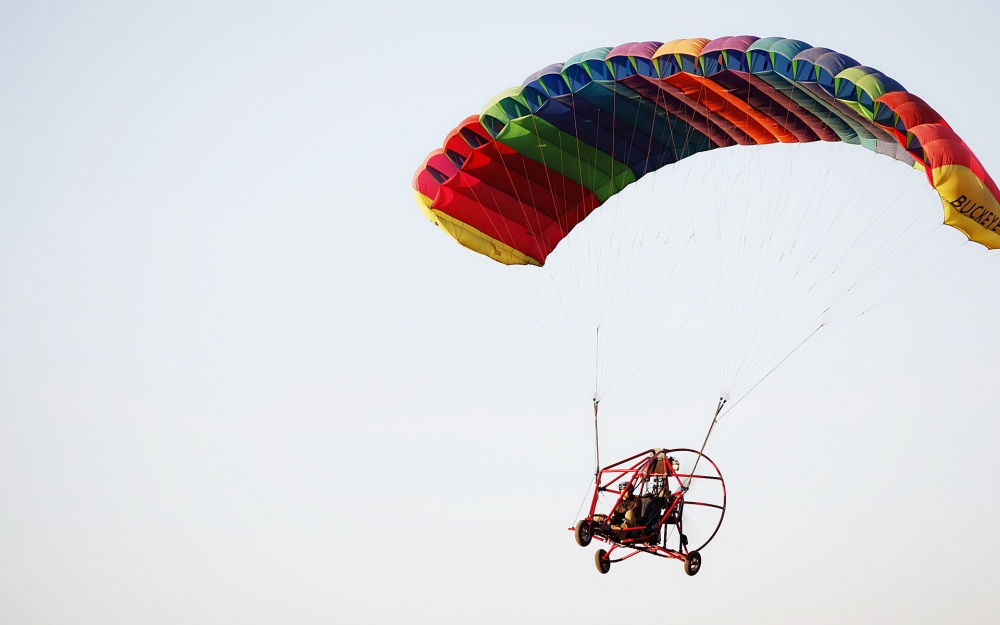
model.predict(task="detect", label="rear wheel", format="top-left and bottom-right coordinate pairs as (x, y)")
top-left (574, 520), bottom-right (592, 547)
top-left (684, 550), bottom-right (702, 576)
top-left (594, 549), bottom-right (611, 574)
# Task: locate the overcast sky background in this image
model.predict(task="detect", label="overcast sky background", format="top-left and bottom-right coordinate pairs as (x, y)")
top-left (1, 1), bottom-right (998, 623)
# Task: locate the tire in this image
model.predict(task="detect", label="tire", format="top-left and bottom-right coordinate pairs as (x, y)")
top-left (595, 548), bottom-right (611, 574)
top-left (684, 550), bottom-right (702, 576)
top-left (574, 520), bottom-right (592, 547)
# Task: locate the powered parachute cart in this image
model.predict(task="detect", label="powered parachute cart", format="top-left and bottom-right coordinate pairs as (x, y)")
top-left (571, 448), bottom-right (726, 575)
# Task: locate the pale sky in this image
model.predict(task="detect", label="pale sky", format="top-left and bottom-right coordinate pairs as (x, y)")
top-left (1, 1), bottom-right (998, 623)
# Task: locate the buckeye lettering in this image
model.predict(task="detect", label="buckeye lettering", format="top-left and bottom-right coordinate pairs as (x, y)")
top-left (950, 194), bottom-right (1000, 231)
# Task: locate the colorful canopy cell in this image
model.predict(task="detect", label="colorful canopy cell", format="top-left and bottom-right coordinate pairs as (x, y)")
top-left (414, 37), bottom-right (1000, 265)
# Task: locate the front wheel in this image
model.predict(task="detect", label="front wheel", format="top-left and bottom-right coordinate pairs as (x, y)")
top-left (574, 520), bottom-right (592, 547)
top-left (595, 549), bottom-right (611, 574)
top-left (684, 550), bottom-right (702, 576)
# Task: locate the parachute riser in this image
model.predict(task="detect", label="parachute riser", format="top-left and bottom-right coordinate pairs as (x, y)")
top-left (593, 399), bottom-right (600, 479)
top-left (594, 325), bottom-right (600, 479)
top-left (686, 397), bottom-right (726, 487)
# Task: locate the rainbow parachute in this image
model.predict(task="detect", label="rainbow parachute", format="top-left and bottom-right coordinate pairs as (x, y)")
top-left (414, 37), bottom-right (999, 266)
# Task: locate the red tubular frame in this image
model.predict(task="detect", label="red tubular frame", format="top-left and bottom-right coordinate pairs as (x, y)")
top-left (573, 448), bottom-right (727, 565)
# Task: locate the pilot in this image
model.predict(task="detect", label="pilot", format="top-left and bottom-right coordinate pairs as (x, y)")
top-left (617, 482), bottom-right (641, 528)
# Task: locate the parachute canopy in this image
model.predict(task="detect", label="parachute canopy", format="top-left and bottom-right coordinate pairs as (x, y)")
top-left (414, 36), bottom-right (999, 266)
